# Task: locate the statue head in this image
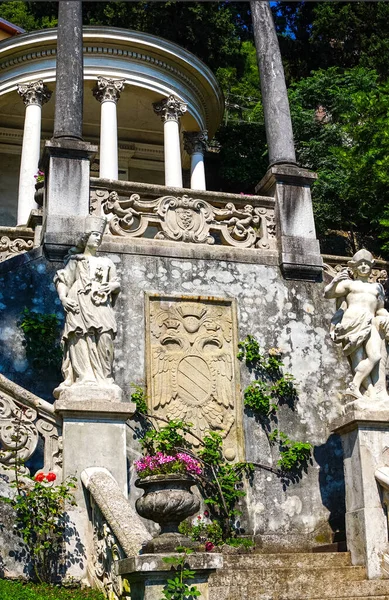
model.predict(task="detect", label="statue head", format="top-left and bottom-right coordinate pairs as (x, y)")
top-left (347, 248), bottom-right (374, 278)
top-left (78, 216), bottom-right (107, 251)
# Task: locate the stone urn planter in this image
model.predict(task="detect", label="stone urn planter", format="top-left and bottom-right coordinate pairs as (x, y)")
top-left (34, 181), bottom-right (45, 207)
top-left (135, 473), bottom-right (200, 552)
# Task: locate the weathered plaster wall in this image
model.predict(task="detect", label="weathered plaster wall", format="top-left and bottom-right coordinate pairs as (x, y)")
top-left (0, 243), bottom-right (349, 551)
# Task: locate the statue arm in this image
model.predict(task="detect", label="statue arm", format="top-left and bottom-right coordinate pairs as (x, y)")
top-left (99, 261), bottom-right (120, 296)
top-left (54, 260), bottom-right (79, 314)
top-left (324, 271), bottom-right (351, 299)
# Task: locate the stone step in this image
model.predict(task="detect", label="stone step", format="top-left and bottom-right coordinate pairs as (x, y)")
top-left (221, 552), bottom-right (352, 570)
top-left (209, 578), bottom-right (389, 600)
top-left (209, 565), bottom-right (366, 588)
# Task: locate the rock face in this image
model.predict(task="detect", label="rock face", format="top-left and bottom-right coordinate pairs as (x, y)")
top-left (0, 240), bottom-right (350, 553)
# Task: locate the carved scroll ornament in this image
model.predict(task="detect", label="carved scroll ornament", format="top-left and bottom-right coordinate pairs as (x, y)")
top-left (0, 389), bottom-right (62, 477)
top-left (91, 189), bottom-right (276, 250)
top-left (90, 499), bottom-right (125, 600)
top-left (0, 236), bottom-right (33, 263)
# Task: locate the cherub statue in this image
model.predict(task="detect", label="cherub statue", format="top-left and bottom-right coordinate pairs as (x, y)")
top-left (53, 216), bottom-right (121, 398)
top-left (324, 249), bottom-right (389, 403)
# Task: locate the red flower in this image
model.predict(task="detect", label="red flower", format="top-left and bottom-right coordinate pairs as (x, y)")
top-left (46, 472), bottom-right (56, 482)
top-left (205, 542), bottom-right (214, 552)
top-left (34, 472), bottom-right (45, 482)
top-left (204, 510), bottom-right (209, 518)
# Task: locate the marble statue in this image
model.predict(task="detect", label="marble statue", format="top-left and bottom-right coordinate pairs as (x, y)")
top-left (324, 249), bottom-right (389, 403)
top-left (54, 216), bottom-right (121, 399)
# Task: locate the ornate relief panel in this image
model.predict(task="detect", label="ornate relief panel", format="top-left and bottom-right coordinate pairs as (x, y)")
top-left (146, 295), bottom-right (244, 461)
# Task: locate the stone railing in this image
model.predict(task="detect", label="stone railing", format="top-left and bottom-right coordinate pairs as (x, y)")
top-left (0, 374), bottom-right (62, 477)
top-left (81, 468), bottom-right (151, 598)
top-left (0, 226), bottom-right (34, 263)
top-left (90, 178), bottom-right (276, 251)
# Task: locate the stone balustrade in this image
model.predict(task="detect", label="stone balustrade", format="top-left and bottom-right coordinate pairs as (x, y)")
top-left (90, 178), bottom-right (277, 252)
top-left (0, 373), bottom-right (62, 478)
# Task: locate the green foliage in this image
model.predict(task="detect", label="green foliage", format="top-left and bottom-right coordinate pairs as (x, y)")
top-left (179, 517), bottom-right (224, 547)
top-left (140, 419), bottom-right (191, 455)
top-left (0, 579), bottom-right (105, 600)
top-left (161, 549), bottom-right (200, 600)
top-left (18, 308), bottom-right (62, 373)
top-left (238, 335), bottom-right (311, 474)
top-left (130, 384), bottom-right (148, 415)
top-left (268, 430), bottom-right (312, 473)
top-left (1, 474), bottom-right (77, 583)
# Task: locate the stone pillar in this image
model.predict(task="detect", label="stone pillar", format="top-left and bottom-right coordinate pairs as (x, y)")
top-left (332, 408), bottom-right (389, 579)
top-left (184, 130), bottom-right (207, 191)
top-left (17, 81), bottom-right (51, 226)
top-left (251, 2), bottom-right (322, 281)
top-left (250, 1), bottom-right (296, 166)
top-left (116, 553), bottom-right (223, 600)
top-left (153, 95), bottom-right (187, 188)
top-left (53, 0), bottom-right (83, 141)
top-left (43, 0), bottom-right (97, 259)
top-left (93, 76), bottom-right (125, 180)
top-left (55, 399), bottom-right (136, 581)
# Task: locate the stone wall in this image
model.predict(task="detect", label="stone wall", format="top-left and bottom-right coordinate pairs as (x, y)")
top-left (0, 239), bottom-right (349, 551)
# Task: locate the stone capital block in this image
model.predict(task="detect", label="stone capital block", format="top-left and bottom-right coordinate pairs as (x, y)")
top-left (256, 164), bottom-right (322, 281)
top-left (184, 130), bottom-right (208, 155)
top-left (17, 80), bottom-right (52, 107)
top-left (92, 76), bottom-right (125, 104)
top-left (153, 95), bottom-right (187, 123)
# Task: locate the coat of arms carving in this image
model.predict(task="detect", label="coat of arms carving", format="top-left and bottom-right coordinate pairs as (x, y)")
top-left (146, 295), bottom-right (243, 461)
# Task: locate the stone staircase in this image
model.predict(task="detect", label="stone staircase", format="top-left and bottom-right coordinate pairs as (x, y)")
top-left (208, 552), bottom-right (389, 600)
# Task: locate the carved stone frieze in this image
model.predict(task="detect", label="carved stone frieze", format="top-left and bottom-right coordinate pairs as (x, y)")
top-left (184, 130), bottom-right (208, 155)
top-left (90, 188), bottom-right (276, 250)
top-left (153, 95), bottom-right (187, 122)
top-left (0, 235), bottom-right (34, 263)
top-left (17, 80), bottom-right (52, 107)
top-left (92, 76), bottom-right (125, 104)
top-left (90, 499), bottom-right (125, 600)
top-left (0, 376), bottom-right (62, 477)
top-left (147, 295), bottom-right (243, 461)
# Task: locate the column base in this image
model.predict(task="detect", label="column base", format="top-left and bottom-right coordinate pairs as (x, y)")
top-left (332, 410), bottom-right (389, 578)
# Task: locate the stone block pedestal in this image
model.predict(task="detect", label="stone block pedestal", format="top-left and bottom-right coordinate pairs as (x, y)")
top-left (116, 553), bottom-right (223, 600)
top-left (54, 395), bottom-right (135, 581)
top-left (332, 408), bottom-right (389, 579)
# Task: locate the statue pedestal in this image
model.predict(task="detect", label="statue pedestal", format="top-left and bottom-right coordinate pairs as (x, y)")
top-left (332, 408), bottom-right (389, 579)
top-left (54, 394), bottom-right (135, 581)
top-left (116, 553), bottom-right (223, 600)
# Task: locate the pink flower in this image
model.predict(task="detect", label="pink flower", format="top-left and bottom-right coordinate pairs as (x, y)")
top-left (34, 472), bottom-right (45, 482)
top-left (205, 542), bottom-right (214, 552)
top-left (204, 510), bottom-right (209, 518)
top-left (46, 472), bottom-right (56, 482)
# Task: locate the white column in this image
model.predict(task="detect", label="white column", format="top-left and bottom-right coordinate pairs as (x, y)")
top-left (184, 130), bottom-right (208, 190)
top-left (93, 76), bottom-right (125, 180)
top-left (17, 80), bottom-right (51, 225)
top-left (153, 95), bottom-right (187, 188)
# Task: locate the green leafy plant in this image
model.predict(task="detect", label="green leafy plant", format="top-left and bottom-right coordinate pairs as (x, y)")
top-left (1, 472), bottom-right (77, 583)
top-left (18, 308), bottom-right (62, 372)
top-left (238, 335), bottom-right (311, 474)
top-left (161, 548), bottom-right (200, 600)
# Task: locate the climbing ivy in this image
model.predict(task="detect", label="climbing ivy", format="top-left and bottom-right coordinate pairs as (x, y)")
top-left (238, 335), bottom-right (312, 475)
top-left (18, 308), bottom-right (62, 373)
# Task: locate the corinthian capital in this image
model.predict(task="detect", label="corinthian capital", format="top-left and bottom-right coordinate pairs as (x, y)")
top-left (153, 95), bottom-right (187, 123)
top-left (184, 130), bottom-right (208, 155)
top-left (17, 80), bottom-right (52, 107)
top-left (93, 76), bottom-right (125, 104)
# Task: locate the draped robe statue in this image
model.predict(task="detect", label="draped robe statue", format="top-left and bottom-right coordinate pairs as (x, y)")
top-left (324, 249), bottom-right (389, 405)
top-left (53, 217), bottom-right (121, 399)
